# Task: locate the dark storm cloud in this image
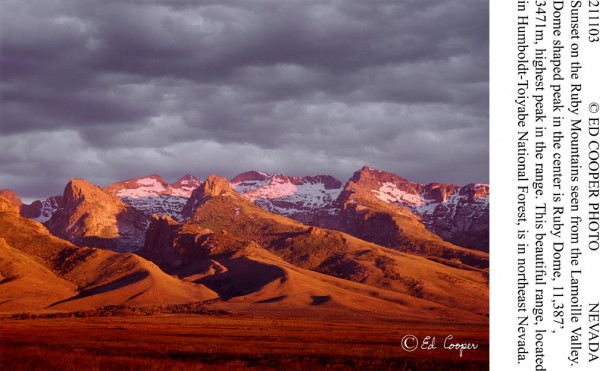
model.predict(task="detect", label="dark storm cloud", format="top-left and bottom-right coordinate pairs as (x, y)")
top-left (0, 0), bottom-right (488, 200)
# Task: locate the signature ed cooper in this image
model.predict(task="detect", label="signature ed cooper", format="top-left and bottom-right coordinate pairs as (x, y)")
top-left (401, 334), bottom-right (479, 357)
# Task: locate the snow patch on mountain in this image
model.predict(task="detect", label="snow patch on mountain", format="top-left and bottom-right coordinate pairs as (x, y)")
top-left (18, 196), bottom-right (65, 224)
top-left (33, 198), bottom-right (63, 223)
top-left (372, 182), bottom-right (424, 206)
top-left (106, 174), bottom-right (202, 220)
top-left (369, 181), bottom-right (489, 217)
top-left (231, 173), bottom-right (342, 220)
top-left (171, 174), bottom-right (202, 197)
top-left (170, 189), bottom-right (191, 197)
top-left (369, 179), bottom-right (489, 250)
top-left (121, 195), bottom-right (188, 221)
top-left (117, 178), bottom-right (168, 198)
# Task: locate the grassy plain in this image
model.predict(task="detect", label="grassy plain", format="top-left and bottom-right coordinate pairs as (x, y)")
top-left (0, 313), bottom-right (487, 370)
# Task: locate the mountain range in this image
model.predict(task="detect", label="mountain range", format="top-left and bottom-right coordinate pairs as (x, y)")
top-left (0, 166), bottom-right (488, 322)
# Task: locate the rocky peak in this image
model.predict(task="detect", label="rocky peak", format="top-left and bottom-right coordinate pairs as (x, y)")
top-left (150, 213), bottom-right (179, 226)
top-left (64, 178), bottom-right (111, 205)
top-left (172, 174), bottom-right (201, 188)
top-left (342, 167), bottom-right (466, 207)
top-left (459, 183), bottom-right (490, 201)
top-left (421, 183), bottom-right (459, 203)
top-left (170, 174), bottom-right (202, 197)
top-left (352, 166), bottom-right (404, 182)
top-left (346, 166), bottom-right (416, 196)
top-left (181, 175), bottom-right (239, 220)
top-left (140, 213), bottom-right (215, 271)
top-left (200, 174), bottom-right (235, 198)
top-left (44, 179), bottom-right (148, 251)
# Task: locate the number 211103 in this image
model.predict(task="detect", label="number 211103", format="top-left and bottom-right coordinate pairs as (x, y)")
top-left (590, 0), bottom-right (600, 42)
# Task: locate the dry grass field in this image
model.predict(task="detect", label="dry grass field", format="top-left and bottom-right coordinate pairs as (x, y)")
top-left (0, 313), bottom-right (488, 370)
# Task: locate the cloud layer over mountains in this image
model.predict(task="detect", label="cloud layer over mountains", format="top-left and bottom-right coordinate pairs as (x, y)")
top-left (0, 0), bottom-right (488, 200)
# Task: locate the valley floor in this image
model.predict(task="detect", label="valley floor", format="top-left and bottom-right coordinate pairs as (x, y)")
top-left (0, 313), bottom-right (488, 370)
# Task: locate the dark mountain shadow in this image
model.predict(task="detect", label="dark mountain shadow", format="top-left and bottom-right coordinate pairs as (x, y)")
top-left (188, 257), bottom-right (286, 301)
top-left (46, 270), bottom-right (149, 307)
top-left (310, 295), bottom-right (332, 306)
top-left (46, 206), bottom-right (147, 252)
top-left (256, 295), bottom-right (287, 304)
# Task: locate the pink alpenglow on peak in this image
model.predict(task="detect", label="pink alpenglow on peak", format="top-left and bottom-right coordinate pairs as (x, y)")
top-left (106, 174), bottom-right (202, 221)
top-left (231, 171), bottom-right (343, 224)
top-left (171, 174), bottom-right (203, 197)
top-left (106, 174), bottom-right (170, 198)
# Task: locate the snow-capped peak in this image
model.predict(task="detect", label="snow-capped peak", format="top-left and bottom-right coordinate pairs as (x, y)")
top-left (106, 174), bottom-right (169, 198)
top-left (121, 177), bottom-right (167, 197)
top-left (105, 174), bottom-right (202, 221)
top-left (171, 174), bottom-right (202, 197)
top-left (231, 171), bottom-right (343, 222)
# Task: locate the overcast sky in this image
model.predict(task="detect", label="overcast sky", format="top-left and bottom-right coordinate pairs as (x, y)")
top-left (1, 0), bottom-right (488, 201)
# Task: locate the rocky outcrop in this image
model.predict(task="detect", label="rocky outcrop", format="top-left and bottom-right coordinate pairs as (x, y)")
top-left (182, 174), bottom-right (240, 220)
top-left (140, 214), bottom-right (212, 271)
top-left (45, 179), bottom-right (148, 251)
